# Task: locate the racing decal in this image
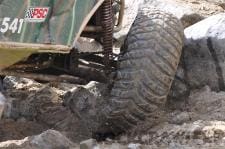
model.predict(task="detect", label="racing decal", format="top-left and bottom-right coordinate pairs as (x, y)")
top-left (0, 17), bottom-right (24, 34)
top-left (25, 7), bottom-right (49, 22)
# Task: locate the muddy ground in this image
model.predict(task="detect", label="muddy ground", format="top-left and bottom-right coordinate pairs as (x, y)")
top-left (2, 77), bottom-right (225, 148)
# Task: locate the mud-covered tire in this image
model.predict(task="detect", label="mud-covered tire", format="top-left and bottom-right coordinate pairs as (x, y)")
top-left (100, 7), bottom-right (184, 134)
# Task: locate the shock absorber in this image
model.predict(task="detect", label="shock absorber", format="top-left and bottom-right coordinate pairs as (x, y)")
top-left (101, 0), bottom-right (113, 74)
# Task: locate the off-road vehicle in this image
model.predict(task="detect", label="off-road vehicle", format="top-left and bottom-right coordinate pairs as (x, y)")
top-left (0, 0), bottom-right (183, 134)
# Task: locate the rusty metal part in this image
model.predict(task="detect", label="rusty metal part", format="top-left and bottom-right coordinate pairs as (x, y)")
top-left (114, 0), bottom-right (125, 32)
top-left (2, 60), bottom-right (107, 83)
top-left (75, 66), bottom-right (108, 83)
top-left (80, 54), bottom-right (117, 68)
top-left (8, 63), bottom-right (50, 72)
top-left (84, 26), bottom-right (102, 32)
top-left (3, 64), bottom-right (107, 84)
top-left (0, 42), bottom-right (71, 53)
top-left (69, 48), bottom-right (79, 73)
top-left (83, 0), bottom-right (124, 33)
top-left (7, 53), bottom-right (55, 72)
top-left (51, 65), bottom-right (108, 83)
top-left (79, 59), bottom-right (105, 70)
top-left (5, 49), bottom-right (108, 83)
top-left (0, 71), bottom-right (87, 84)
top-left (101, 0), bottom-right (113, 73)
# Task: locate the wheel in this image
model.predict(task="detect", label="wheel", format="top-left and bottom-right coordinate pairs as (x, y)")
top-left (98, 6), bottom-right (184, 134)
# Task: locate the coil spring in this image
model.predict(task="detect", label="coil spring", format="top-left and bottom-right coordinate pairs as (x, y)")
top-left (101, 0), bottom-right (113, 74)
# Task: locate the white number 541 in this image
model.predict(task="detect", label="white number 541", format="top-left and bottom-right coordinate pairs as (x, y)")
top-left (0, 17), bottom-right (24, 34)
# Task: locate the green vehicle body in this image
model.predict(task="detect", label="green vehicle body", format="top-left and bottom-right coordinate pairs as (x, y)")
top-left (0, 0), bottom-right (106, 70)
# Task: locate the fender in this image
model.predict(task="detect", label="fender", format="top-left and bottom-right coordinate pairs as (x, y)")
top-left (0, 0), bottom-right (104, 70)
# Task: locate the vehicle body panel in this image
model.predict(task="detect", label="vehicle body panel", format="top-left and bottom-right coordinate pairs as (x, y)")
top-left (0, 0), bottom-right (104, 70)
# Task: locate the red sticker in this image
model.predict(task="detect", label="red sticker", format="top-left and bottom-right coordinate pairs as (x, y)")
top-left (25, 7), bottom-right (49, 22)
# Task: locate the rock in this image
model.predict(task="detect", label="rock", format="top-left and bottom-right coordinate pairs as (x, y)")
top-left (16, 117), bottom-right (27, 123)
top-left (0, 130), bottom-right (77, 149)
top-left (109, 143), bottom-right (124, 149)
top-left (143, 0), bottom-right (225, 28)
top-left (207, 0), bottom-right (225, 4)
top-left (64, 87), bottom-right (98, 128)
top-left (97, 143), bottom-right (126, 149)
top-left (183, 13), bottom-right (225, 92)
top-left (169, 63), bottom-right (190, 100)
top-left (3, 76), bottom-right (41, 91)
top-left (119, 135), bottom-right (128, 143)
top-left (128, 143), bottom-right (142, 149)
top-left (0, 119), bottom-right (47, 142)
top-left (0, 93), bottom-right (11, 119)
top-left (168, 85), bottom-right (225, 124)
top-left (179, 0), bottom-right (224, 18)
top-left (84, 81), bottom-right (108, 97)
top-left (77, 37), bottom-right (103, 53)
top-left (50, 82), bottom-right (78, 97)
top-left (169, 77), bottom-right (189, 100)
top-left (127, 120), bottom-right (225, 147)
top-left (143, 0), bottom-right (203, 27)
top-left (1, 82), bottom-right (108, 143)
top-left (169, 112), bottom-right (191, 124)
top-left (6, 85), bottom-right (91, 142)
top-left (9, 86), bottom-right (59, 120)
top-left (0, 93), bottom-right (6, 119)
top-left (80, 139), bottom-right (97, 149)
top-left (63, 82), bottom-right (108, 134)
top-left (187, 86), bottom-right (225, 121)
top-left (42, 107), bottom-right (94, 143)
